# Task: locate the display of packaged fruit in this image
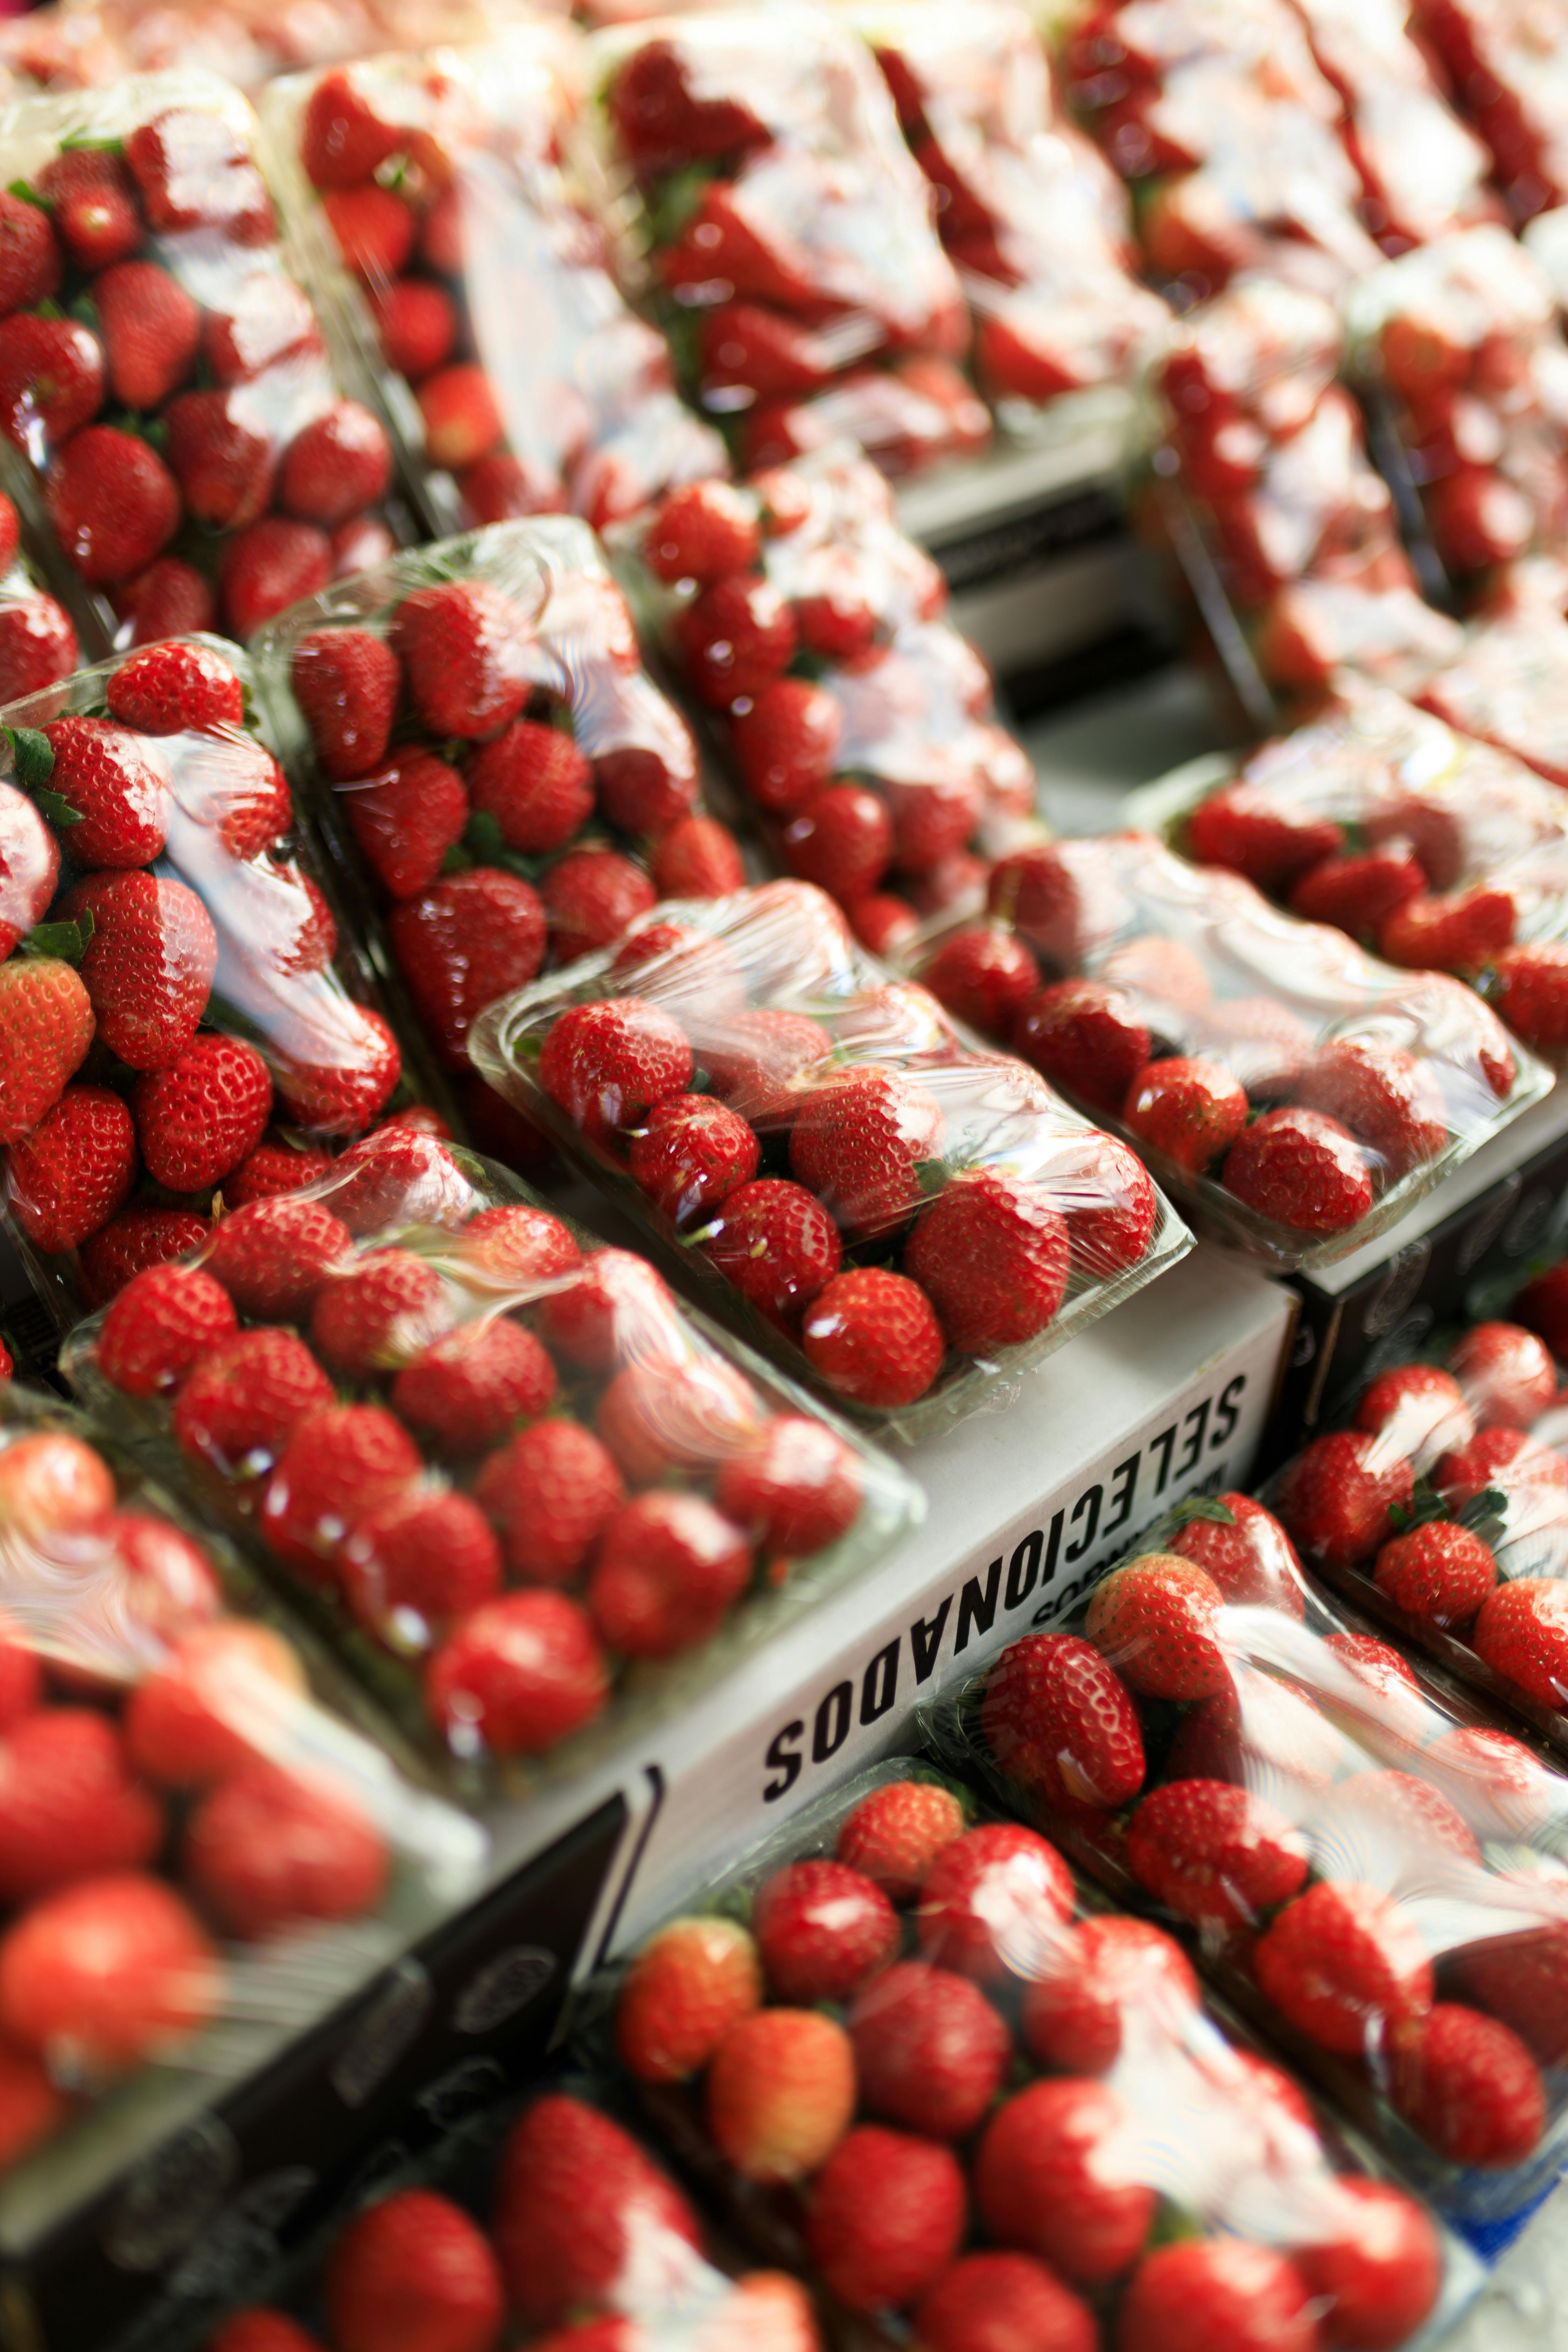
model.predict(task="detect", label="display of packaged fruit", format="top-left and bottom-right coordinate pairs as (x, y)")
top-left (0, 67), bottom-right (407, 652)
top-left (589, 5), bottom-right (981, 479)
top-left (263, 29), bottom-right (727, 540)
top-left (252, 519), bottom-right (748, 1150)
top-left (0, 634), bottom-right (426, 1331)
top-left (63, 1123), bottom-right (920, 1794)
top-left (469, 877), bottom-right (1191, 1432)
top-left (1410, 0), bottom-right (1568, 222)
top-left (1413, 604), bottom-right (1568, 803)
top-left (943, 1501), bottom-right (1568, 2242)
top-left (0, 1379), bottom-right (483, 2208)
top-left (1129, 680), bottom-right (1568, 1058)
top-left (591, 1758), bottom-right (1478, 2342)
top-left (0, 483), bottom-right (79, 703)
top-left (906, 828), bottom-right (1550, 1268)
top-left (617, 447), bottom-right (1046, 954)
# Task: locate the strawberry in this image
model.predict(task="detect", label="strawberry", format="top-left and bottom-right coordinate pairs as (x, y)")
top-left (1186, 784), bottom-right (1344, 886)
top-left (730, 677), bottom-right (839, 816)
top-left (344, 750), bottom-right (468, 899)
top-left (782, 784), bottom-right (894, 902)
top-left (1435, 1423), bottom-right (1568, 1504)
top-left (224, 1137), bottom-right (336, 1206)
top-left (922, 928), bottom-right (1037, 1039)
top-left (905, 1170), bottom-right (1070, 1354)
top-left (79, 1205), bottom-right (210, 1303)
top-left (702, 1176), bottom-right (842, 1326)
top-left (713, 1416), bottom-right (861, 1555)
top-left (389, 869), bottom-right (547, 1066)
top-left (1373, 1521), bottom-right (1496, 1624)
top-left (125, 1619), bottom-right (306, 1786)
top-left (0, 590), bottom-right (78, 703)
top-left (790, 1068), bottom-right (944, 1239)
top-left (467, 720), bottom-right (591, 855)
top-left (1313, 1768), bottom-right (1480, 1869)
top-left (324, 2189), bottom-right (503, 2352)
top-left (918, 1821), bottom-right (1073, 1981)
top-left (342, 1485), bottom-right (503, 1645)
top-left (322, 184), bottom-right (415, 280)
top-left (1488, 941), bottom-right (1568, 1052)
top-left (755, 1858), bottom-right (898, 2002)
top-left (290, 628), bottom-right (401, 787)
top-left (706, 2007), bottom-right (856, 2184)
top-left (457, 451), bottom-right (562, 525)
top-left (220, 518), bottom-right (332, 638)
top-left (1223, 1107), bottom-right (1374, 1233)
top-left (1287, 842), bottom-right (1426, 936)
top-left (302, 69), bottom-right (404, 188)
top-left (207, 2312), bottom-right (325, 2352)
top-left (1119, 2242), bottom-right (1317, 2352)
top-left (644, 481), bottom-right (761, 585)
top-left (94, 261), bottom-right (201, 412)
top-left (1297, 2178), bottom-right (1442, 2352)
top-left (592, 721), bottom-right (700, 838)
top-left (1123, 1056), bottom-right (1247, 1174)
top-left (164, 389), bottom-right (275, 530)
top-left (677, 573), bottom-right (798, 707)
top-left (657, 180), bottom-right (817, 311)
top-left (459, 1201), bottom-right (580, 1285)
top-left (114, 557), bottom-right (212, 646)
top-left (1391, 2001), bottom-right (1546, 2166)
top-left (0, 1871), bottom-right (219, 2073)
top-left (42, 716), bottom-right (172, 867)
top-left (271, 1000), bottom-right (400, 1139)
top-left (1023, 1915), bottom-right (1199, 2076)
top-left (540, 848), bottom-right (657, 962)
top-left (1474, 1577), bottom-right (1568, 1707)
top-left (1084, 1552), bottom-right (1228, 1701)
top-left (36, 151), bottom-right (135, 273)
top-left (538, 1247), bottom-right (673, 1370)
top-left (0, 189), bottom-right (60, 312)
top-left (0, 1429), bottom-right (116, 1533)
top-left (1450, 1319), bottom-right (1556, 1430)
top-left (849, 1956), bottom-right (1010, 2137)
top-left (981, 1631), bottom-right (1145, 1811)
top-left (0, 1712), bottom-right (163, 1902)
top-left (369, 280), bottom-right (456, 379)
top-left (206, 1196), bottom-right (350, 1321)
top-left (1353, 1363), bottom-right (1473, 1462)
top-left (702, 1008), bottom-right (832, 1129)
top-left (540, 997), bottom-right (692, 1141)
top-left (1254, 1880), bottom-right (1434, 2057)
top-left (804, 2126), bottom-right (965, 2315)
top-left (1168, 1493), bottom-right (1306, 1616)
top-left (975, 2080), bottom-right (1155, 2286)
top-left (172, 1328), bottom-right (335, 1472)
top-left (204, 276), bottom-right (321, 386)
top-left (615, 1914), bottom-right (762, 2083)
top-left (208, 736), bottom-right (294, 860)
top-left (102, 1509), bottom-right (222, 1646)
top-left (915, 2253), bottom-right (1097, 2352)
top-left (426, 1589), bottom-right (608, 1753)
top-left (587, 1490), bottom-right (752, 1657)
top-left (125, 105), bottom-right (275, 240)
top-left (310, 1248), bottom-right (452, 1378)
top-left (1516, 1259), bottom-right (1568, 1360)
top-left (132, 1035), bottom-right (272, 1192)
top-left (60, 871), bottom-right (216, 1071)
top-left (260, 1401), bottom-right (421, 1575)
top-left (106, 642), bottom-right (244, 737)
top-left (1166, 1669), bottom-right (1341, 1797)
top-left (96, 1261), bottom-right (237, 1397)
top-left (850, 895), bottom-right (920, 958)
top-left (608, 39), bottom-right (768, 175)
top-left (888, 774), bottom-right (982, 879)
top-left (1294, 1039), bottom-right (1449, 1181)
top-left (835, 1779), bottom-right (964, 1903)
top-left (1127, 1779), bottom-right (1308, 1928)
top-left (392, 1316), bottom-right (556, 1451)
top-left (492, 2091), bottom-right (700, 2326)
top-left (186, 1762), bottom-right (387, 1940)
top-left (0, 313), bottom-right (103, 451)
top-left (280, 402), bottom-right (391, 527)
top-left (414, 365), bottom-right (502, 471)
top-left (1323, 1632), bottom-right (1422, 1700)
top-left (628, 1092), bottom-right (758, 1225)
top-left (0, 957), bottom-right (93, 1144)
top-left (803, 1267), bottom-right (946, 1406)
top-left (1278, 1431), bottom-right (1414, 1565)
top-left (1378, 887), bottom-right (1516, 973)
top-left (391, 581), bottom-right (533, 740)
top-left (6, 1083), bottom-right (138, 1252)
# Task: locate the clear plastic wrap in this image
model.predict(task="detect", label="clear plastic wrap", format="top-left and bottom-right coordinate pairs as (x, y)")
top-left (0, 635), bottom-right (427, 1333)
top-left (903, 828), bottom-right (1551, 1270)
top-left (582, 1756), bottom-right (1480, 2341)
top-left (1414, 604), bottom-right (1568, 797)
top-left (262, 29), bottom-right (728, 539)
top-left (0, 1378), bottom-right (483, 2221)
top-left (931, 1499), bottom-right (1568, 2248)
top-left (1409, 0), bottom-right (1568, 223)
top-left (0, 67), bottom-right (410, 652)
top-left (251, 518), bottom-right (748, 1151)
top-left (468, 877), bottom-right (1192, 1435)
top-left (0, 483), bottom-right (78, 704)
top-left (615, 443), bottom-right (1047, 955)
top-left (62, 1124), bottom-right (922, 1800)
top-left (588, 5), bottom-right (985, 480)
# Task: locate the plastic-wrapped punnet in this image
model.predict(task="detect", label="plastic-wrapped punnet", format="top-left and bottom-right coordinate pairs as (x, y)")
top-left (469, 878), bottom-right (1191, 1433)
top-left (584, 1757), bottom-right (1480, 2342)
top-left (0, 1379), bottom-right (483, 2216)
top-left (1128, 681), bottom-right (1568, 1058)
top-left (1410, 0), bottom-right (1568, 224)
top-left (63, 1125), bottom-right (921, 1797)
top-left (0, 67), bottom-right (409, 652)
top-left (589, 5), bottom-right (989, 481)
top-left (0, 635), bottom-right (425, 1331)
top-left (932, 1497), bottom-right (1568, 2251)
top-left (262, 28), bottom-right (727, 540)
top-left (616, 445), bottom-right (1046, 959)
top-left (905, 829), bottom-right (1550, 1269)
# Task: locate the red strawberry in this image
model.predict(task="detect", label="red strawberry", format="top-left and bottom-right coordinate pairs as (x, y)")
top-left (615, 1914), bottom-right (762, 2083)
top-left (0, 1871), bottom-right (219, 2074)
top-left (459, 1201), bottom-right (580, 1285)
top-left (1278, 1431), bottom-right (1415, 1565)
top-left (61, 871), bottom-right (216, 1072)
top-left (677, 572), bottom-right (797, 707)
top-left (713, 1416), bottom-right (861, 1555)
top-left (730, 676), bottom-right (839, 816)
top-left (587, 1490), bottom-right (752, 1658)
top-left (1288, 842), bottom-right (1426, 936)
top-left (96, 1261), bottom-right (237, 1396)
top-left (918, 1821), bottom-right (1073, 1982)
top-left (1186, 783), bottom-right (1344, 885)
top-left (1378, 887), bottom-right (1517, 973)
top-left (426, 1589), bottom-right (608, 1752)
top-left (649, 813), bottom-right (746, 897)
top-left (260, 1401), bottom-right (421, 1575)
top-left (206, 1196), bottom-right (350, 1320)
top-left (627, 1092), bottom-right (758, 1225)
top-left (220, 518), bottom-right (332, 638)
top-left (271, 1002), bottom-right (400, 1138)
top-left (115, 557), bottom-right (215, 646)
top-left (1083, 1552), bottom-right (1228, 1701)
top-left (538, 1247), bottom-right (673, 1370)
top-left (105, 642), bottom-right (243, 737)
top-left (1373, 1521), bottom-right (1496, 1623)
top-left (1488, 941), bottom-right (1568, 1052)
top-left (1123, 1056), bottom-right (1247, 1173)
top-left (164, 389), bottom-right (275, 529)
top-left (596, 1344), bottom-right (753, 1482)
top-left (1473, 1577), bottom-right (1568, 1707)
top-left (754, 1858), bottom-right (898, 2003)
top-left (186, 1762), bottom-right (387, 1940)
top-left (851, 894), bottom-right (920, 958)
top-left (79, 1205), bottom-right (210, 1304)
top-left (783, 784), bottom-right (894, 901)
top-left (206, 2313), bottom-right (324, 2352)
top-left (369, 279), bottom-right (456, 379)
top-left (94, 261), bottom-right (201, 412)
top-left (341, 1488), bottom-right (502, 1648)
top-left (1293, 1039), bottom-right (1448, 1181)
top-left (322, 184), bottom-right (415, 280)
top-left (916, 2253), bottom-right (1097, 2352)
top-left (702, 1008), bottom-right (832, 1129)
top-left (702, 1175), bottom-right (841, 1325)
top-left (1119, 2242), bottom-right (1317, 2352)
top-left (6, 1083), bottom-right (138, 1252)
top-left (1391, 2001), bottom-right (1546, 2166)
top-left (290, 627), bottom-right (401, 785)
top-left (125, 1619), bottom-right (306, 1786)
top-left (1166, 1670), bottom-right (1341, 1797)
top-left (699, 301), bottom-right (838, 396)
top-left (1297, 2178), bottom-right (1442, 2352)
top-left (706, 2007), bottom-right (856, 2185)
top-left (389, 868), bottom-right (546, 1067)
top-left (849, 1956), bottom-right (1008, 2137)
top-left (1126, 1779), bottom-right (1308, 1928)
top-left (643, 480), bottom-right (761, 584)
top-left (1435, 1423), bottom-right (1568, 1504)
top-left (1353, 1362), bottom-right (1472, 1461)
top-left (835, 1779), bottom-right (964, 1903)
top-left (204, 275), bottom-right (321, 386)
top-left (466, 721), bottom-right (590, 854)
top-left (0, 1712), bottom-right (163, 1901)
top-left (975, 2079), bottom-right (1155, 2286)
top-left (474, 1420), bottom-right (624, 1586)
top-left (1254, 1881), bottom-right (1433, 2056)
top-left (981, 1631), bottom-right (1145, 1811)
top-left (540, 848), bottom-right (657, 962)
top-left (99, 1510), bottom-right (222, 1648)
top-left (0, 189), bottom-right (61, 312)
top-left (310, 1247), bottom-right (451, 1378)
top-left (804, 1267), bottom-right (946, 1407)
top-left (0, 1430), bottom-right (116, 1533)
top-left (0, 590), bottom-right (78, 702)
top-left (0, 957), bottom-right (93, 1144)
top-left (888, 774), bottom-right (982, 879)
top-left (42, 716), bottom-right (172, 867)
top-left (391, 581), bottom-right (533, 740)
top-left (608, 39), bottom-right (768, 174)
top-left (1168, 1493), bottom-right (1306, 1615)
top-left (1022, 1916), bottom-right (1198, 2073)
top-left (922, 928), bottom-right (1037, 1039)
top-left (591, 718), bottom-right (700, 838)
top-left (804, 2126), bottom-right (965, 2316)
top-left (224, 1136), bottom-right (336, 1205)
top-left (301, 69), bottom-right (404, 189)
top-left (492, 2092), bottom-right (699, 2326)
top-left (905, 1169), bottom-right (1070, 1354)
top-left (173, 1328), bottom-right (336, 1472)
top-left (325, 2189), bottom-right (503, 2352)
top-left (392, 1316), bottom-right (555, 1451)
top-left (0, 313), bottom-right (103, 451)
top-left (37, 151), bottom-right (136, 273)
top-left (1450, 1318), bottom-right (1556, 1430)
top-left (415, 365), bottom-right (503, 470)
top-left (344, 750), bottom-right (468, 899)
top-left (539, 997), bottom-right (692, 1141)
top-left (790, 1068), bottom-right (943, 1238)
top-left (456, 450), bottom-right (562, 524)
top-left (1223, 1106), bottom-right (1374, 1233)
top-left (280, 402), bottom-right (390, 527)
top-left (204, 735), bottom-right (293, 860)
top-left (125, 105), bottom-right (275, 241)
top-left (1323, 1633), bottom-right (1422, 1702)
top-left (132, 1035), bottom-right (272, 1192)
top-left (657, 178), bottom-right (818, 310)
top-left (1516, 1258), bottom-right (1568, 1360)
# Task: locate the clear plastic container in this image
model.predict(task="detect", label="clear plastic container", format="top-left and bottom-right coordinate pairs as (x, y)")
top-left (469, 877), bottom-right (1192, 1437)
top-left (0, 66), bottom-right (411, 652)
top-left (63, 1124), bottom-right (923, 1803)
top-left (904, 828), bottom-right (1552, 1270)
top-left (0, 486), bottom-right (79, 704)
top-left (261, 28), bottom-right (727, 539)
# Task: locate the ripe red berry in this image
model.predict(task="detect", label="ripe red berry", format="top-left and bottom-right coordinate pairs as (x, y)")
top-left (1168, 1492), bottom-right (1307, 1615)
top-left (1127, 1779), bottom-right (1309, 1929)
top-left (705, 2007), bottom-right (855, 2183)
top-left (0, 1870), bottom-right (219, 2073)
top-left (540, 997), bottom-right (693, 1143)
top-left (615, 1914), bottom-right (762, 2084)
top-left (975, 2078), bottom-right (1156, 2286)
top-left (1084, 1552), bottom-right (1229, 1700)
top-left (1118, 2241), bottom-right (1317, 2352)
top-left (1254, 1880), bottom-right (1434, 2056)
top-left (391, 1317), bottom-right (556, 1452)
top-left (981, 1631), bottom-right (1145, 1811)
top-left (205, 1197), bottom-right (352, 1322)
top-left (474, 1419), bottom-right (624, 1586)
top-left (713, 1415), bottom-right (862, 1555)
top-left (804, 2125), bottom-right (966, 2315)
top-left (587, 1491), bottom-right (752, 1658)
top-left (703, 1176), bottom-right (842, 1326)
top-left (0, 1711), bottom-right (163, 1902)
top-left (96, 1263), bottom-right (238, 1396)
top-left (677, 572), bottom-right (797, 705)
top-left (1297, 2177), bottom-right (1443, 2352)
top-left (1022, 1916), bottom-right (1198, 2074)
top-left (754, 1858), bottom-right (899, 2003)
top-left (849, 1957), bottom-right (1010, 2138)
top-left (1277, 1431), bottom-right (1414, 1566)
top-left (172, 1328), bottom-right (336, 1474)
top-left (1223, 1106), bottom-right (1375, 1234)
top-left (835, 1779), bottom-right (965, 1903)
top-left (1014, 978), bottom-right (1153, 1116)
top-left (905, 1168), bottom-right (1070, 1354)
top-left (644, 481), bottom-right (761, 583)
top-left (1390, 2001), bottom-right (1547, 2166)
top-left (803, 1267), bottom-right (946, 1407)
top-left (918, 1821), bottom-right (1074, 1981)
top-left (426, 1590), bottom-right (609, 1755)
top-left (341, 1489), bottom-right (503, 1648)
top-left (325, 2188), bottom-right (504, 2352)
top-left (1449, 1318), bottom-right (1556, 1430)
top-left (186, 1762), bottom-right (388, 1940)
top-left (628, 1091), bottom-right (759, 1225)
top-left (1124, 1055), bottom-right (1248, 1173)
top-left (260, 1402), bottom-right (422, 1576)
top-left (915, 2252), bottom-right (1097, 2352)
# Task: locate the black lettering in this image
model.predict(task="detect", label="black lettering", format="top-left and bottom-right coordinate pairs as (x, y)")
top-left (1041, 1508), bottom-right (1064, 1584)
top-left (909, 1596), bottom-right (952, 1682)
top-left (955, 1555), bottom-right (1003, 1653)
top-left (1103, 1452), bottom-right (1139, 1537)
top-left (1149, 1422), bottom-right (1178, 1493)
top-left (1212, 1373), bottom-right (1245, 1448)
top-left (1177, 1396), bottom-right (1211, 1478)
top-left (763, 1721), bottom-right (804, 1802)
top-left (1005, 1529), bottom-right (1042, 1610)
top-left (860, 1640), bottom-right (899, 1725)
top-left (812, 1682), bottom-right (853, 1763)
top-left (1065, 1483), bottom-right (1102, 1563)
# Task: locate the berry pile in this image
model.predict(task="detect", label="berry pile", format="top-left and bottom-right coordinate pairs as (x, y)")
top-left (205, 2096), bottom-right (825, 2352)
top-left (1415, 0), bottom-right (1568, 222)
top-left (0, 1387), bottom-right (474, 2186)
top-left (914, 830), bottom-right (1536, 1259)
top-left (0, 485), bottom-right (78, 704)
top-left (255, 520), bottom-right (746, 1129)
top-left (596, 12), bottom-right (986, 480)
top-left (973, 1506), bottom-right (1568, 2202)
top-left (0, 68), bottom-right (399, 646)
top-left (471, 881), bottom-right (1181, 1419)
top-left (270, 33), bottom-right (725, 535)
top-left (628, 449), bottom-right (1046, 957)
top-left (605, 1767), bottom-right (1452, 2348)
top-left (0, 635), bottom-right (408, 1308)
top-left (68, 1128), bottom-right (910, 1769)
